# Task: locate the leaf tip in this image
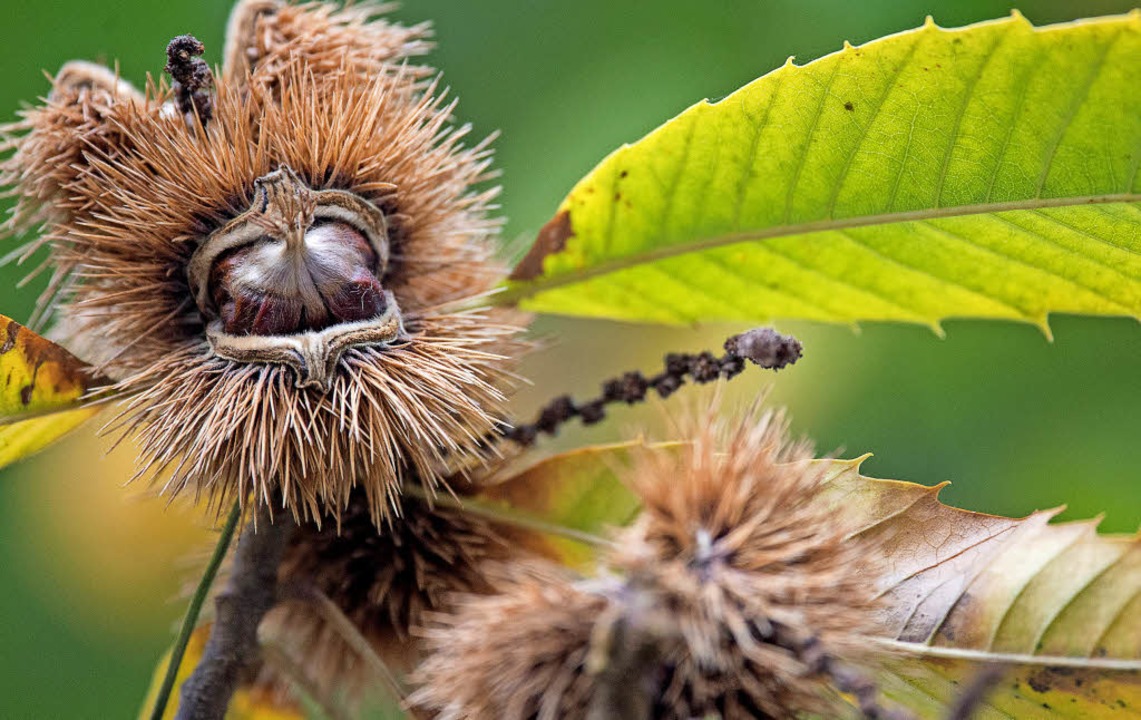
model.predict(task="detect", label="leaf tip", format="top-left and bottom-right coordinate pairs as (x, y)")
top-left (930, 479), bottom-right (953, 497)
top-left (783, 55), bottom-right (797, 69)
top-left (1009, 8), bottom-right (1029, 24)
top-left (923, 15), bottom-right (939, 30)
top-left (842, 39), bottom-right (855, 51)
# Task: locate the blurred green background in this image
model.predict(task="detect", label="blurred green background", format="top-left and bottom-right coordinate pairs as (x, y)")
top-left (1, 0), bottom-right (1138, 717)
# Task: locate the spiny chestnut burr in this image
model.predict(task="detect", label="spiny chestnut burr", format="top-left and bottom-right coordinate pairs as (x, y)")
top-left (254, 480), bottom-right (551, 708)
top-left (413, 406), bottom-right (898, 720)
top-left (1, 0), bottom-right (530, 523)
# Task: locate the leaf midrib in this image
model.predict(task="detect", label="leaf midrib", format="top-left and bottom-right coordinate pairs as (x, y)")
top-left (875, 639), bottom-right (1141, 670)
top-left (502, 192), bottom-right (1141, 303)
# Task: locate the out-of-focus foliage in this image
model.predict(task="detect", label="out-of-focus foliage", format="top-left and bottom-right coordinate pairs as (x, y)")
top-left (482, 444), bottom-right (1141, 718)
top-left (0, 0), bottom-right (1138, 718)
top-left (476, 442), bottom-right (645, 566)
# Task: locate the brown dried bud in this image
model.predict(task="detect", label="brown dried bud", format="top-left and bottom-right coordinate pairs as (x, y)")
top-left (724, 326), bottom-right (802, 370)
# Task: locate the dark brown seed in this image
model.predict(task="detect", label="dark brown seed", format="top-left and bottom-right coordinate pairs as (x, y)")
top-left (209, 221), bottom-right (387, 336)
top-left (323, 266), bottom-right (387, 324)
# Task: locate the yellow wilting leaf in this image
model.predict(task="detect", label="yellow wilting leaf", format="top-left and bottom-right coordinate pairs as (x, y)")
top-left (0, 315), bottom-right (103, 468)
top-left (819, 457), bottom-right (1141, 718)
top-left (140, 624), bottom-right (305, 720)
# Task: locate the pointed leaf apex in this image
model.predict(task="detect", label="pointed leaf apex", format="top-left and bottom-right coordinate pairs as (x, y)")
top-left (930, 480), bottom-right (953, 495)
top-left (923, 15), bottom-right (937, 29)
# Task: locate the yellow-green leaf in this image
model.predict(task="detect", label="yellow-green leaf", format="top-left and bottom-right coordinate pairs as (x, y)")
top-left (0, 315), bottom-right (102, 467)
top-left (505, 13), bottom-right (1141, 332)
top-left (819, 457), bottom-right (1141, 718)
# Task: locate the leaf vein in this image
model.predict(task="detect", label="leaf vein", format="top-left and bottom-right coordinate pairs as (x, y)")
top-left (992, 212), bottom-right (1141, 290)
top-left (826, 34), bottom-right (925, 217)
top-left (985, 524), bottom-right (1089, 652)
top-left (837, 229), bottom-right (1030, 319)
top-left (1034, 207), bottom-right (1141, 260)
top-left (1033, 27), bottom-right (1124, 198)
top-left (782, 56), bottom-right (846, 224)
top-left (922, 220), bottom-right (1133, 312)
top-left (933, 25), bottom-right (1011, 207)
top-left (749, 239), bottom-right (932, 321)
top-left (504, 194), bottom-right (1140, 304)
top-left (731, 74), bottom-right (785, 229)
top-left (1032, 542), bottom-right (1132, 656)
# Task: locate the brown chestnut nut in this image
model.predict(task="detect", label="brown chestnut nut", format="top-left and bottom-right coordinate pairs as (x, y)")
top-left (188, 166), bottom-right (393, 338)
top-left (208, 221), bottom-right (387, 336)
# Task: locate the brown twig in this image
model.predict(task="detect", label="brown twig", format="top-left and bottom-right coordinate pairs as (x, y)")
top-left (175, 506), bottom-right (294, 720)
top-left (502, 326), bottom-right (802, 446)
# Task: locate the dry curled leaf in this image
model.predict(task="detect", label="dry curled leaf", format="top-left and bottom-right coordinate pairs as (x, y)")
top-left (819, 457), bottom-right (1141, 718)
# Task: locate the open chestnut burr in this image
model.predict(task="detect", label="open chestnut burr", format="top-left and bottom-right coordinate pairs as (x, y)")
top-left (188, 166), bottom-right (406, 389)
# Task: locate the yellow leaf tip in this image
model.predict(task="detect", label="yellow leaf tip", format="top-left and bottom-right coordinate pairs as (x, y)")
top-left (923, 15), bottom-right (938, 30)
top-left (842, 40), bottom-right (855, 51)
top-left (783, 55), bottom-right (796, 68)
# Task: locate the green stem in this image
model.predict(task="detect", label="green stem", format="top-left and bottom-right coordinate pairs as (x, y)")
top-left (148, 501), bottom-right (242, 720)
